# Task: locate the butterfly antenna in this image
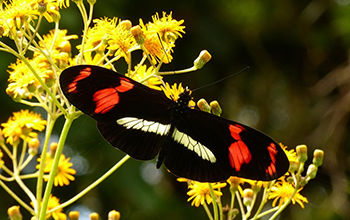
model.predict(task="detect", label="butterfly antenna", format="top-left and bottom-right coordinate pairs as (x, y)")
top-left (192, 66), bottom-right (250, 92)
top-left (157, 33), bottom-right (171, 64)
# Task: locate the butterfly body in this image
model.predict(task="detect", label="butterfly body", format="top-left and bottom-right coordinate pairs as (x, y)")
top-left (59, 65), bottom-right (289, 182)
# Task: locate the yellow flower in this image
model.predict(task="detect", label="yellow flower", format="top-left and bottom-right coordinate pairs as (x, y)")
top-left (0, 16), bottom-right (10, 37)
top-left (40, 29), bottom-right (78, 53)
top-left (227, 177), bottom-right (245, 195)
top-left (32, 195), bottom-right (67, 220)
top-left (2, 0), bottom-right (38, 32)
top-left (84, 17), bottom-right (116, 51)
top-left (5, 31), bottom-right (76, 98)
top-left (126, 64), bottom-right (162, 90)
top-left (161, 82), bottom-right (184, 100)
top-left (82, 17), bottom-right (136, 63)
top-left (37, 154), bottom-right (76, 186)
top-left (241, 178), bottom-right (267, 192)
top-left (1, 110), bottom-right (46, 145)
top-left (57, 0), bottom-right (70, 8)
top-left (54, 155), bottom-right (76, 186)
top-left (187, 181), bottom-right (227, 207)
top-left (6, 57), bottom-right (51, 100)
top-left (30, 0), bottom-right (60, 23)
top-left (138, 19), bottom-right (173, 64)
top-left (108, 20), bottom-right (136, 63)
top-left (281, 143), bottom-right (297, 163)
top-left (268, 178), bottom-right (308, 208)
top-left (227, 176), bottom-right (267, 195)
top-left (148, 12), bottom-right (185, 44)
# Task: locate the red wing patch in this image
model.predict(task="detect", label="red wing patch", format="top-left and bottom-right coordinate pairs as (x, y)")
top-left (228, 124), bottom-right (252, 171)
top-left (93, 78), bottom-right (134, 114)
top-left (67, 67), bottom-right (92, 93)
top-left (118, 78), bottom-right (134, 92)
top-left (265, 143), bottom-right (278, 176)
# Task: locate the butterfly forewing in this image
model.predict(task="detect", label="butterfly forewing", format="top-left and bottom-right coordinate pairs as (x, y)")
top-left (60, 65), bottom-right (173, 159)
top-left (59, 65), bottom-right (289, 182)
top-left (60, 65), bottom-right (173, 122)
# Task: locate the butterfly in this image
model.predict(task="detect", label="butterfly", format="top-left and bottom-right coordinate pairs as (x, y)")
top-left (59, 65), bottom-right (289, 182)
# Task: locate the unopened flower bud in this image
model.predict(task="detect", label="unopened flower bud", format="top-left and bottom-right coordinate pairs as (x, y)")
top-left (68, 211), bottom-right (80, 220)
top-left (89, 213), bottom-right (99, 220)
top-left (296, 145), bottom-right (308, 163)
top-left (27, 82), bottom-right (37, 93)
top-left (108, 210), bottom-right (121, 220)
top-left (28, 137), bottom-right (40, 155)
top-left (193, 50), bottom-right (212, 69)
top-left (289, 160), bottom-right (300, 173)
top-left (243, 188), bottom-right (254, 207)
top-left (8, 206), bottom-right (22, 220)
top-left (131, 25), bottom-right (145, 45)
top-left (286, 176), bottom-right (294, 183)
top-left (45, 70), bottom-right (55, 87)
top-left (313, 149), bottom-right (324, 167)
top-left (197, 98), bottom-right (211, 113)
top-left (87, 0), bottom-right (96, 5)
top-left (49, 142), bottom-right (58, 157)
top-left (37, 1), bottom-right (47, 14)
top-left (119, 20), bottom-right (132, 30)
top-left (299, 176), bottom-right (308, 187)
top-left (210, 101), bottom-right (222, 116)
top-left (251, 183), bottom-right (262, 193)
top-left (306, 164), bottom-right (318, 180)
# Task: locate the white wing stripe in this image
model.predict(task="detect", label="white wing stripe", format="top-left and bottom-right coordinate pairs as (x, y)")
top-left (172, 128), bottom-right (216, 163)
top-left (117, 117), bottom-right (170, 136)
top-left (117, 117), bottom-right (216, 163)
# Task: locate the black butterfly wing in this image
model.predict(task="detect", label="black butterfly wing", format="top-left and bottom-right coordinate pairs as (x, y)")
top-left (60, 65), bottom-right (289, 182)
top-left (60, 65), bottom-right (174, 159)
top-left (164, 109), bottom-right (289, 182)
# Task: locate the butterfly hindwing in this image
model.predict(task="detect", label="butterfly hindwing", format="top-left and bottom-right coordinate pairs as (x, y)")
top-left (164, 109), bottom-right (289, 182)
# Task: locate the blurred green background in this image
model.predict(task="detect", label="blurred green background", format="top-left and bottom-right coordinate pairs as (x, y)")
top-left (1, 0), bottom-right (350, 219)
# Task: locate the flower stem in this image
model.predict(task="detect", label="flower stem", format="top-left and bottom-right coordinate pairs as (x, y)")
top-left (202, 202), bottom-right (214, 220)
top-left (36, 114), bottom-right (56, 214)
top-left (236, 191), bottom-right (245, 217)
top-left (208, 183), bottom-right (219, 220)
top-left (18, 140), bottom-right (28, 169)
top-left (38, 115), bottom-right (74, 220)
top-left (47, 154), bottom-right (131, 214)
top-left (23, 14), bottom-right (43, 54)
top-left (14, 174), bottom-right (37, 210)
top-left (18, 154), bottom-right (35, 171)
top-left (252, 181), bottom-right (274, 219)
top-left (0, 179), bottom-right (35, 215)
top-left (158, 66), bottom-right (196, 75)
top-left (0, 142), bottom-right (13, 159)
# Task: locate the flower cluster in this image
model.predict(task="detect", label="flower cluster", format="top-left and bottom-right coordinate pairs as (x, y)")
top-left (0, 0), bottom-right (323, 220)
top-left (0, 0), bottom-right (211, 219)
top-left (178, 144), bottom-right (324, 220)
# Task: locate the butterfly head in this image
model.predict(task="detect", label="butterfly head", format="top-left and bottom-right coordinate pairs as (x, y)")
top-left (177, 86), bottom-right (193, 107)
